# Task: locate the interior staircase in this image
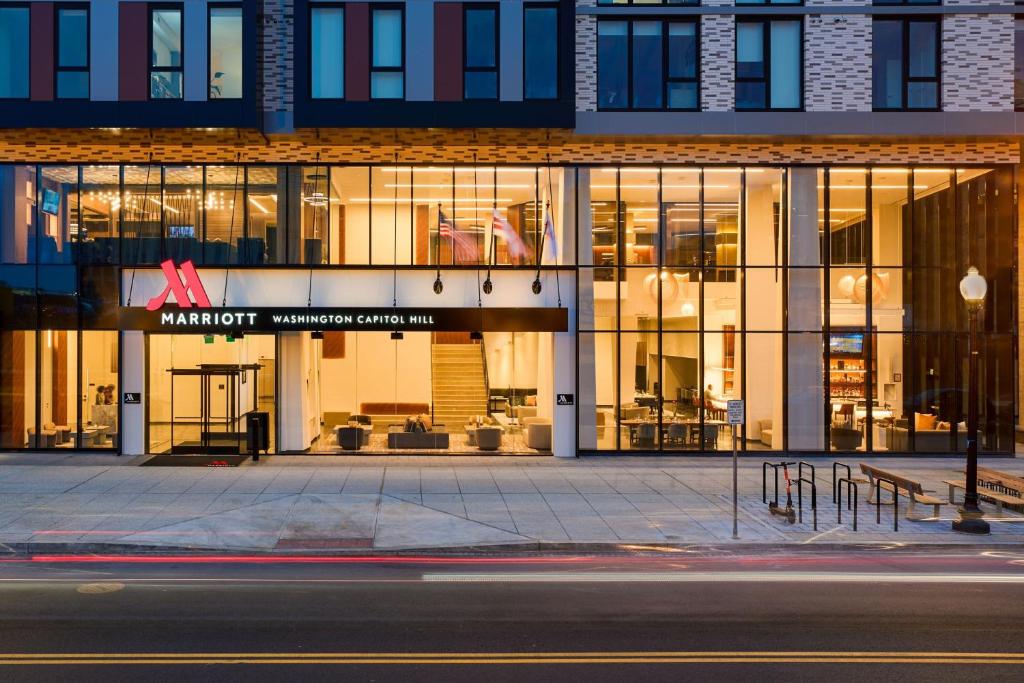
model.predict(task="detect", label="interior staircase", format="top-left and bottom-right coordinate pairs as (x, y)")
top-left (431, 343), bottom-right (489, 433)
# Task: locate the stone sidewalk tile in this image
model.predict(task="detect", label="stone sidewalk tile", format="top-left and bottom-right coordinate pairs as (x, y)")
top-left (302, 468), bottom-right (352, 494)
top-left (419, 469), bottom-right (461, 494)
top-left (501, 493), bottom-right (570, 541)
top-left (461, 493), bottom-right (517, 533)
top-left (454, 469), bottom-right (500, 494)
top-left (341, 468), bottom-right (385, 493)
top-left (542, 493), bottom-right (620, 541)
top-left (421, 493), bottom-right (468, 518)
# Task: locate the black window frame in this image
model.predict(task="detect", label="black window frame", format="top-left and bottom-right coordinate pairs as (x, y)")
top-left (148, 3), bottom-right (185, 101)
top-left (0, 3), bottom-right (31, 101)
top-left (523, 2), bottom-right (558, 101)
top-left (308, 2), bottom-right (345, 101)
top-left (54, 3), bottom-right (90, 100)
top-left (463, 3), bottom-right (500, 101)
top-left (370, 3), bottom-right (405, 101)
top-left (872, 16), bottom-right (941, 112)
top-left (596, 17), bottom-right (701, 112)
top-left (207, 2), bottom-right (243, 100)
top-left (734, 17), bottom-right (804, 112)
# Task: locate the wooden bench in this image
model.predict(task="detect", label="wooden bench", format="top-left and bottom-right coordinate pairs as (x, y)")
top-left (860, 463), bottom-right (947, 519)
top-left (944, 467), bottom-right (1024, 515)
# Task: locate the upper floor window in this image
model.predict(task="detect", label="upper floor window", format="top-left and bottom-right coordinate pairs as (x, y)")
top-left (873, 18), bottom-right (939, 110)
top-left (598, 19), bottom-right (699, 111)
top-left (56, 6), bottom-right (89, 99)
top-left (465, 4), bottom-right (498, 100)
top-left (736, 0), bottom-right (803, 5)
top-left (311, 5), bottom-right (344, 99)
top-left (150, 6), bottom-right (184, 99)
top-left (209, 5), bottom-right (242, 99)
top-left (873, 0), bottom-right (940, 5)
top-left (371, 6), bottom-right (403, 99)
top-left (524, 4), bottom-right (558, 100)
top-left (735, 19), bottom-right (802, 111)
top-left (598, 1), bottom-right (699, 5)
top-left (0, 6), bottom-right (29, 99)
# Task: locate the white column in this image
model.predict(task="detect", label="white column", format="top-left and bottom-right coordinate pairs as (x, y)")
top-left (786, 168), bottom-right (824, 450)
top-left (121, 331), bottom-right (146, 455)
top-left (552, 330), bottom-right (576, 458)
top-left (278, 331), bottom-right (315, 452)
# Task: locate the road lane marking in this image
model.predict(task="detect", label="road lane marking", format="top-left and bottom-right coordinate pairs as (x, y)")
top-left (421, 571), bottom-right (1024, 583)
top-left (0, 652), bottom-right (1021, 666)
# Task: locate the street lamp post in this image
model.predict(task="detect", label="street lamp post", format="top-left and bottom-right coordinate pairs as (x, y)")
top-left (953, 266), bottom-right (990, 535)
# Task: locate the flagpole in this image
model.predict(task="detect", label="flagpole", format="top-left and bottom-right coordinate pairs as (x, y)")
top-left (480, 154), bottom-right (493, 294)
top-left (433, 203), bottom-right (443, 294)
top-left (547, 156), bottom-right (562, 308)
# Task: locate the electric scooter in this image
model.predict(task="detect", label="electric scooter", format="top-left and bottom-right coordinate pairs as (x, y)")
top-left (768, 461), bottom-right (797, 524)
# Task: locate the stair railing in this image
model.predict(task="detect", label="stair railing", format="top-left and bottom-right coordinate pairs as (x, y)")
top-left (479, 337), bottom-right (490, 419)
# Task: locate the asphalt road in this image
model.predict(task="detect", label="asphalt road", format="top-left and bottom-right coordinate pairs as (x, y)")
top-left (0, 548), bottom-right (1023, 682)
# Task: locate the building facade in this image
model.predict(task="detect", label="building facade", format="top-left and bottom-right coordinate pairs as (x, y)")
top-left (0, 0), bottom-right (1020, 458)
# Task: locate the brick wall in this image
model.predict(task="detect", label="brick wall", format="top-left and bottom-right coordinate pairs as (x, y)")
top-left (259, 0), bottom-right (295, 131)
top-left (805, 14), bottom-right (871, 112)
top-left (942, 14), bottom-right (1015, 112)
top-left (701, 16), bottom-right (733, 112)
top-left (576, 12), bottom-right (597, 112)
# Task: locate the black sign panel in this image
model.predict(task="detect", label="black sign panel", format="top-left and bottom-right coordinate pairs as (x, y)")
top-left (556, 393), bottom-right (574, 406)
top-left (123, 392), bottom-right (141, 404)
top-left (119, 307), bottom-right (569, 333)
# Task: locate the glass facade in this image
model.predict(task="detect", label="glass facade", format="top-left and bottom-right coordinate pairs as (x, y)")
top-left (577, 165), bottom-right (1016, 455)
top-left (0, 163), bottom-right (1016, 455)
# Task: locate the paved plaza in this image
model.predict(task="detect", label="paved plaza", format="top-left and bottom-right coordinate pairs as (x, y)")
top-left (0, 454), bottom-right (1022, 552)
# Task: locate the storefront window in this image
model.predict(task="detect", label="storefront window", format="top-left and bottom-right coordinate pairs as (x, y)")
top-left (80, 166), bottom-right (120, 265)
top-left (205, 166), bottom-right (244, 264)
top-left (578, 165), bottom-right (1015, 455)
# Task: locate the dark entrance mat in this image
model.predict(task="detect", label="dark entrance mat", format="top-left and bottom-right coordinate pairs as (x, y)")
top-left (141, 454), bottom-right (249, 467)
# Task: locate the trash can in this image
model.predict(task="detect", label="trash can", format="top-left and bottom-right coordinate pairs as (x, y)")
top-left (247, 411), bottom-right (270, 460)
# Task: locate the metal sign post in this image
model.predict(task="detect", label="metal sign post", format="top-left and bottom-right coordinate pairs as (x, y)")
top-left (727, 400), bottom-right (745, 540)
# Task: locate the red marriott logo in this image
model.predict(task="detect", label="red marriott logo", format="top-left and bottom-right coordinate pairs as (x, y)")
top-left (145, 260), bottom-right (213, 311)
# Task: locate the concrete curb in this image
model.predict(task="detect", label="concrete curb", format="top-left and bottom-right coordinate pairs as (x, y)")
top-left (2, 540), bottom-right (1023, 557)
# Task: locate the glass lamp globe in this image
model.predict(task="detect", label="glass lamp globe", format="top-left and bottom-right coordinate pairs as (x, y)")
top-left (959, 267), bottom-right (987, 305)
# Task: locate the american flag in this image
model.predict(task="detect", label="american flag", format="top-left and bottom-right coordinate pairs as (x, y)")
top-left (492, 209), bottom-right (528, 260)
top-left (439, 209), bottom-right (477, 262)
top-left (542, 207), bottom-right (558, 263)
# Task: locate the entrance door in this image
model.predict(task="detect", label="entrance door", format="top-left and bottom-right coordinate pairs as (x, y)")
top-left (147, 333), bottom-right (277, 454)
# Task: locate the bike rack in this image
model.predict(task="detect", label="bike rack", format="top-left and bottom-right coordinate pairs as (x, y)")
top-left (832, 462), bottom-right (851, 503)
top-left (874, 476), bottom-right (898, 532)
top-left (798, 461), bottom-right (816, 488)
top-left (796, 476), bottom-right (818, 531)
top-left (762, 462), bottom-right (783, 506)
top-left (837, 477), bottom-right (858, 531)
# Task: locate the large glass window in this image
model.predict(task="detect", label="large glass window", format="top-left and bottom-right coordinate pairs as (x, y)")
top-left (465, 5), bottom-right (498, 100)
top-left (873, 18), bottom-right (940, 110)
top-left (311, 5), bottom-right (344, 99)
top-left (524, 4), bottom-right (557, 100)
top-left (578, 165), bottom-right (1016, 455)
top-left (209, 5), bottom-right (243, 99)
top-left (371, 7), bottom-right (403, 99)
top-left (736, 19), bottom-right (802, 111)
top-left (56, 6), bottom-right (90, 99)
top-left (150, 6), bottom-right (184, 99)
top-left (598, 19), bottom-right (698, 110)
top-left (0, 6), bottom-right (29, 99)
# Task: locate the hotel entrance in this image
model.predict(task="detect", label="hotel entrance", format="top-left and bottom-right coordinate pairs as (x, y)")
top-left (146, 333), bottom-right (276, 455)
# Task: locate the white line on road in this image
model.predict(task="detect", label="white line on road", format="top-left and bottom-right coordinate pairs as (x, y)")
top-left (422, 572), bottom-right (1024, 583)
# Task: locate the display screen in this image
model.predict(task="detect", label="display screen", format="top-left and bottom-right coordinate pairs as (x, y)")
top-left (41, 189), bottom-right (61, 216)
top-left (168, 225), bottom-right (196, 238)
top-left (830, 332), bottom-right (863, 355)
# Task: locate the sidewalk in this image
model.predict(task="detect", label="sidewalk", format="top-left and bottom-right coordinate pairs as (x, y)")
top-left (0, 454), bottom-right (1022, 552)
